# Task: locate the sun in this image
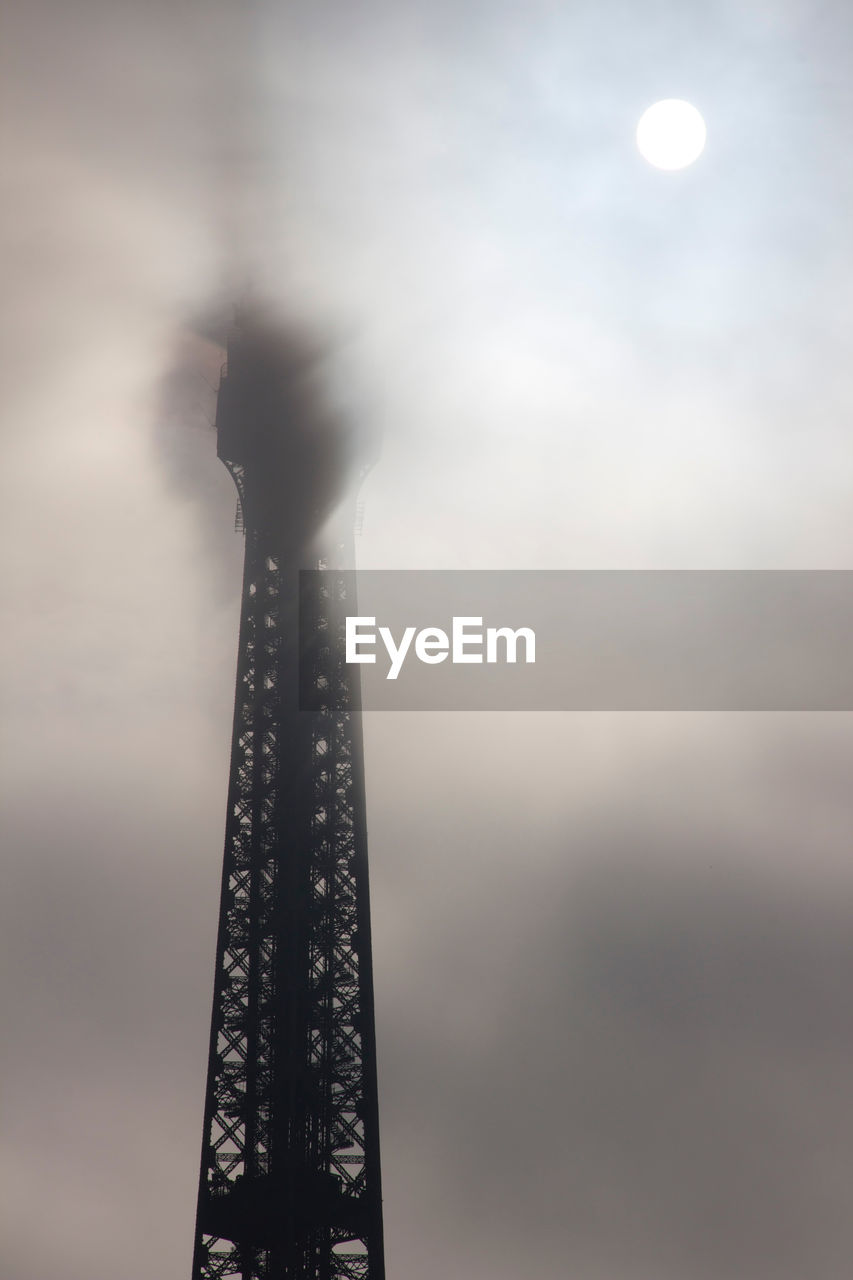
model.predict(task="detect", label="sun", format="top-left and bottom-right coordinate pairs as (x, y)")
top-left (636, 99), bottom-right (706, 171)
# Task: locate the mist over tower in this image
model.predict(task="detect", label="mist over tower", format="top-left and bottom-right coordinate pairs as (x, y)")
top-left (215, 312), bottom-right (371, 549)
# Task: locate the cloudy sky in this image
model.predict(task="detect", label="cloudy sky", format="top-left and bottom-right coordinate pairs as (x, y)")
top-left (4, 1), bottom-right (853, 1277)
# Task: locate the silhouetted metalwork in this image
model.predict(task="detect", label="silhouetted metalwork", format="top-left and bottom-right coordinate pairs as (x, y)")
top-left (191, 314), bottom-right (384, 1280)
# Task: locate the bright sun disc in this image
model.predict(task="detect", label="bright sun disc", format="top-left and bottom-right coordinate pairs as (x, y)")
top-left (636, 99), bottom-right (706, 171)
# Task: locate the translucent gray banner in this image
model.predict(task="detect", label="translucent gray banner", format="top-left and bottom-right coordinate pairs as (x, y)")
top-left (299, 571), bottom-right (853, 710)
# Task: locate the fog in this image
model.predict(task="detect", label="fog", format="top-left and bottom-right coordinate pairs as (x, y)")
top-left (4, 2), bottom-right (853, 1278)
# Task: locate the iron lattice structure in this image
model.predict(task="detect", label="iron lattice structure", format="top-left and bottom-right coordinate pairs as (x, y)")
top-left (191, 316), bottom-right (385, 1280)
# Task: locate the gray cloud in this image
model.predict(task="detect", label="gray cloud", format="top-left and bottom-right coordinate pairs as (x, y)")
top-left (5, 1), bottom-right (853, 1278)
top-left (369, 717), bottom-right (853, 1280)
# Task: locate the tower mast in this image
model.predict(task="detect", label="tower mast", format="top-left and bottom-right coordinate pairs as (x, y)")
top-left (191, 312), bottom-right (385, 1280)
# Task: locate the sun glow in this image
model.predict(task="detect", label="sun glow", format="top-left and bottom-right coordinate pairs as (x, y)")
top-left (636, 99), bottom-right (707, 171)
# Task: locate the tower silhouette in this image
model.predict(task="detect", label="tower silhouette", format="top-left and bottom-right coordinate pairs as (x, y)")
top-left (191, 312), bottom-right (385, 1280)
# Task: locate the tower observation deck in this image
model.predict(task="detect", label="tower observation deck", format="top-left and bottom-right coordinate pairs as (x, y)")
top-left (191, 312), bottom-right (385, 1280)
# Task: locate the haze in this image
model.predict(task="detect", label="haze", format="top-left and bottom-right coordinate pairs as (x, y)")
top-left (4, 2), bottom-right (853, 1279)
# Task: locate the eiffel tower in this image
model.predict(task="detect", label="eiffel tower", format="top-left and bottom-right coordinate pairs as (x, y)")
top-left (191, 311), bottom-right (385, 1279)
